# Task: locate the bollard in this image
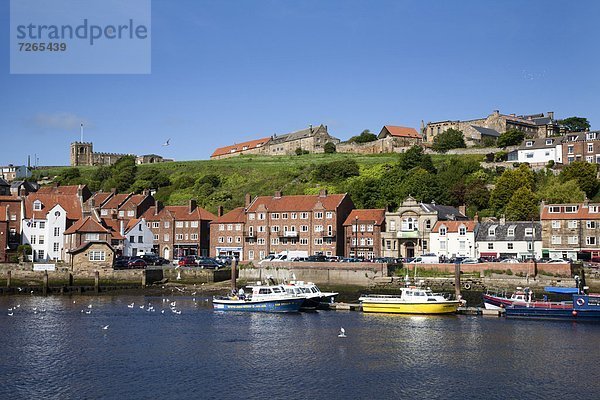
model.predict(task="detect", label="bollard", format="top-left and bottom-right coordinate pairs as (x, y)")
top-left (43, 270), bottom-right (48, 296)
top-left (141, 270), bottom-right (146, 288)
top-left (6, 270), bottom-right (11, 288)
top-left (94, 271), bottom-right (99, 294)
top-left (231, 259), bottom-right (237, 292)
top-left (454, 262), bottom-right (461, 301)
top-left (69, 272), bottom-right (73, 287)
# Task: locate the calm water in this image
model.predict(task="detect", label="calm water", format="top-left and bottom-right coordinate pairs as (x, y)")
top-left (0, 294), bottom-right (599, 400)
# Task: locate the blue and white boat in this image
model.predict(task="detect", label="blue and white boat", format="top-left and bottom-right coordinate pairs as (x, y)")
top-left (213, 283), bottom-right (304, 313)
top-left (505, 287), bottom-right (600, 322)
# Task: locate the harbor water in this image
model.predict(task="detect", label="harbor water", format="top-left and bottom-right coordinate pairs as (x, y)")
top-left (1, 294), bottom-right (599, 399)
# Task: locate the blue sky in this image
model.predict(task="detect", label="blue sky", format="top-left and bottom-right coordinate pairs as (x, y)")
top-left (1, 0), bottom-right (599, 166)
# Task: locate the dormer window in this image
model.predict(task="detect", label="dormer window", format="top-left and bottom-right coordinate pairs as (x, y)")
top-left (586, 132), bottom-right (596, 140)
top-left (33, 200), bottom-right (42, 211)
top-left (507, 225), bottom-right (516, 236)
top-left (440, 227), bottom-right (447, 236)
top-left (459, 226), bottom-right (466, 236)
top-left (545, 139), bottom-right (553, 145)
top-left (565, 206), bottom-right (578, 213)
top-left (525, 141), bottom-right (533, 147)
top-left (488, 228), bottom-right (495, 236)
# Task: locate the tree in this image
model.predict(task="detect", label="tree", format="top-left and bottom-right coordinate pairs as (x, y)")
top-left (559, 117), bottom-right (591, 133)
top-left (397, 146), bottom-right (436, 173)
top-left (314, 159), bottom-right (360, 181)
top-left (538, 178), bottom-right (585, 204)
top-left (324, 142), bottom-right (336, 154)
top-left (432, 128), bottom-right (466, 153)
top-left (489, 164), bottom-right (535, 212)
top-left (464, 180), bottom-right (490, 210)
top-left (102, 155), bottom-right (137, 192)
top-left (56, 168), bottom-right (81, 185)
top-left (505, 187), bottom-right (539, 221)
top-left (497, 129), bottom-right (525, 147)
top-left (295, 147), bottom-right (309, 155)
top-left (560, 161), bottom-right (599, 198)
top-left (348, 130), bottom-right (377, 144)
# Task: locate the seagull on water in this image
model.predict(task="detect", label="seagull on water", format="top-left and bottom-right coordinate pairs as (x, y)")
top-left (127, 303), bottom-right (135, 309)
top-left (102, 325), bottom-right (110, 330)
top-left (338, 327), bottom-right (346, 338)
top-left (162, 138), bottom-right (171, 146)
top-left (8, 312), bottom-right (13, 316)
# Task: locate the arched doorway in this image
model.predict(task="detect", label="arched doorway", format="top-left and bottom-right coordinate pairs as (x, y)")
top-left (404, 241), bottom-right (415, 258)
top-left (163, 247), bottom-right (170, 260)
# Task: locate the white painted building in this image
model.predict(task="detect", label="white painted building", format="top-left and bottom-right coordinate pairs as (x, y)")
top-left (475, 221), bottom-right (542, 260)
top-left (123, 218), bottom-right (154, 257)
top-left (429, 221), bottom-right (477, 259)
top-left (517, 137), bottom-right (563, 164)
top-left (21, 202), bottom-right (67, 261)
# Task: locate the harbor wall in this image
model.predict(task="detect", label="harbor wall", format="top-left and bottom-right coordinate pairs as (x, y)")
top-left (239, 262), bottom-right (388, 285)
top-left (408, 262), bottom-right (572, 277)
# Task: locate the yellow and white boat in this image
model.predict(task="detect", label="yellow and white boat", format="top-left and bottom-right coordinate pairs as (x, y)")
top-left (359, 287), bottom-right (460, 314)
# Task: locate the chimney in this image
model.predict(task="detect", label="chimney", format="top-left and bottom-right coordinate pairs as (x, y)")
top-left (245, 193), bottom-right (251, 207)
top-left (309, 124), bottom-right (313, 133)
top-left (77, 186), bottom-right (83, 198)
top-left (458, 204), bottom-right (466, 216)
top-left (111, 187), bottom-right (117, 194)
top-left (500, 214), bottom-right (506, 225)
top-left (274, 191), bottom-right (282, 199)
top-left (548, 111), bottom-right (554, 120)
top-left (319, 189), bottom-right (328, 198)
top-left (217, 206), bottom-right (224, 217)
top-left (111, 210), bottom-right (117, 220)
top-left (154, 201), bottom-right (160, 216)
top-left (474, 212), bottom-right (479, 223)
top-left (120, 220), bottom-right (124, 236)
top-left (90, 198), bottom-right (95, 208)
top-left (143, 189), bottom-right (149, 196)
top-left (189, 199), bottom-right (197, 213)
top-left (19, 187), bottom-right (26, 197)
top-left (493, 110), bottom-right (500, 115)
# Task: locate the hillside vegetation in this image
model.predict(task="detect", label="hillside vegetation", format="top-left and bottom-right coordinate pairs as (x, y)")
top-left (33, 148), bottom-right (599, 220)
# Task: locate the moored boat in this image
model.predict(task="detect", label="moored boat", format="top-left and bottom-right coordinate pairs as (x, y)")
top-left (282, 281), bottom-right (338, 310)
top-left (213, 283), bottom-right (304, 313)
top-left (359, 287), bottom-right (460, 314)
top-left (483, 287), bottom-right (534, 309)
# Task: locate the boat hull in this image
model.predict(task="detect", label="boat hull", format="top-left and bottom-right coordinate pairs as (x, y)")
top-left (213, 298), bottom-right (304, 313)
top-left (361, 301), bottom-right (460, 314)
top-left (505, 295), bottom-right (600, 322)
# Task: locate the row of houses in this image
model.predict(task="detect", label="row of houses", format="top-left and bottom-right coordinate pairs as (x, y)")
top-left (513, 130), bottom-right (600, 166)
top-left (1, 185), bottom-right (599, 266)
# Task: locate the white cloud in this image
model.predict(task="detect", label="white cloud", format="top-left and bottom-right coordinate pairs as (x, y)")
top-left (33, 113), bottom-right (91, 131)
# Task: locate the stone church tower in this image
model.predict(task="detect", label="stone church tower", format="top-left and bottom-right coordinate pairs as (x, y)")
top-left (70, 142), bottom-right (93, 166)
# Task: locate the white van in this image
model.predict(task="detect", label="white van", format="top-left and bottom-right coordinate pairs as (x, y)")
top-left (259, 250), bottom-right (309, 264)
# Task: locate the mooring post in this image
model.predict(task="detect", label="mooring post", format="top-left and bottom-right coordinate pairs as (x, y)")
top-left (141, 270), bottom-right (146, 288)
top-left (94, 271), bottom-right (99, 294)
top-left (454, 261), bottom-right (461, 301)
top-left (68, 272), bottom-right (73, 286)
top-left (6, 270), bottom-right (11, 288)
top-left (43, 270), bottom-right (48, 295)
top-left (231, 258), bottom-right (237, 292)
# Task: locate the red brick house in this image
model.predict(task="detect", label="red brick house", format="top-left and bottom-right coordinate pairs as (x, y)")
top-left (343, 209), bottom-right (386, 259)
top-left (210, 207), bottom-right (246, 260)
top-left (93, 191), bottom-right (154, 220)
top-left (0, 195), bottom-right (22, 252)
top-left (0, 205), bottom-right (8, 262)
top-left (243, 190), bottom-right (354, 261)
top-left (141, 200), bottom-right (215, 260)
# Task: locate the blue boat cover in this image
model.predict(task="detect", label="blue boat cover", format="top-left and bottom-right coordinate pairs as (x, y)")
top-left (544, 287), bottom-right (579, 294)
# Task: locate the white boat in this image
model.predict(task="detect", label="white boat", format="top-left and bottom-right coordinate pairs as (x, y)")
top-left (213, 283), bottom-right (304, 313)
top-left (359, 287), bottom-right (460, 314)
top-left (282, 281), bottom-right (339, 310)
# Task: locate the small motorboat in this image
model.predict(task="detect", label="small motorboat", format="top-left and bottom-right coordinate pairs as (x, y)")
top-left (282, 281), bottom-right (338, 310)
top-left (359, 287), bottom-right (460, 314)
top-left (213, 282), bottom-right (304, 313)
top-left (482, 287), bottom-right (534, 309)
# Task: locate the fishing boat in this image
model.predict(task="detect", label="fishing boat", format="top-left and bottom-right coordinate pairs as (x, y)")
top-left (505, 287), bottom-right (600, 322)
top-left (282, 281), bottom-right (339, 310)
top-left (483, 287), bottom-right (534, 309)
top-left (213, 283), bottom-right (304, 313)
top-left (359, 287), bottom-right (460, 314)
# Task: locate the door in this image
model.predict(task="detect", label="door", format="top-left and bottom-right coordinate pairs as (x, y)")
top-left (163, 247), bottom-right (170, 260)
top-left (405, 242), bottom-right (415, 258)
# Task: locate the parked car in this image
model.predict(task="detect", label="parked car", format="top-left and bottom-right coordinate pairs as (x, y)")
top-left (178, 256), bottom-right (198, 267)
top-left (340, 257), bottom-right (361, 263)
top-left (216, 255), bottom-right (233, 266)
top-left (141, 254), bottom-right (169, 266)
top-left (461, 258), bottom-right (480, 264)
top-left (127, 258), bottom-right (148, 269)
top-left (306, 254), bottom-right (328, 263)
top-left (113, 256), bottom-right (132, 270)
top-left (547, 259), bottom-right (569, 263)
top-left (196, 257), bottom-right (221, 269)
top-left (500, 258), bottom-right (520, 264)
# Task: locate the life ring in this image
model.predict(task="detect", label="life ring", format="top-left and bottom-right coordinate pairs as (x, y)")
top-left (463, 283), bottom-right (472, 290)
top-left (576, 298), bottom-right (585, 306)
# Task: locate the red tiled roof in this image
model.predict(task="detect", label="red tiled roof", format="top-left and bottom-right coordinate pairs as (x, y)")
top-left (23, 188), bottom-right (83, 220)
top-left (0, 195), bottom-right (20, 202)
top-left (343, 209), bottom-right (386, 226)
top-left (37, 185), bottom-right (80, 195)
top-left (64, 216), bottom-right (110, 235)
top-left (246, 193), bottom-right (348, 212)
top-left (124, 218), bottom-right (140, 234)
top-left (540, 203), bottom-right (599, 220)
top-left (67, 241), bottom-right (114, 254)
top-left (121, 194), bottom-right (149, 209)
top-left (432, 220), bottom-right (477, 232)
top-left (100, 218), bottom-right (126, 240)
top-left (101, 193), bottom-right (131, 209)
top-left (380, 125), bottom-right (422, 139)
top-left (140, 204), bottom-right (216, 222)
top-left (211, 137), bottom-right (271, 158)
top-left (210, 207), bottom-right (246, 224)
top-left (92, 192), bottom-right (114, 206)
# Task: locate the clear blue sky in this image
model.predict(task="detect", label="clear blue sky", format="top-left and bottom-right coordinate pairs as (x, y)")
top-left (1, 0), bottom-right (599, 166)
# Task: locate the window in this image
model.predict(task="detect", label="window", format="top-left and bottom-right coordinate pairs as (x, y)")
top-left (228, 237), bottom-right (234, 243)
top-left (459, 226), bottom-right (466, 236)
top-left (153, 234), bottom-right (159, 241)
top-left (568, 236), bottom-right (578, 244)
top-left (587, 221), bottom-right (596, 229)
top-left (235, 224), bottom-right (242, 231)
top-left (54, 227), bottom-right (60, 236)
top-left (587, 156), bottom-right (594, 163)
top-left (524, 228), bottom-right (533, 237)
top-left (291, 213), bottom-right (297, 220)
top-left (525, 141), bottom-right (533, 147)
top-left (191, 233), bottom-right (198, 240)
top-left (425, 219), bottom-right (431, 229)
top-left (389, 220), bottom-right (396, 231)
top-left (281, 213), bottom-right (288, 220)
top-left (440, 241), bottom-right (446, 250)
top-left (568, 220), bottom-right (578, 229)
top-left (118, 211), bottom-right (124, 217)
top-left (552, 220), bottom-right (561, 229)
top-left (191, 221), bottom-right (199, 228)
top-left (422, 239), bottom-right (427, 250)
top-left (257, 238), bottom-right (265, 245)
top-left (271, 213), bottom-right (280, 220)
top-left (258, 225), bottom-right (266, 233)
top-left (545, 139), bottom-right (553, 145)
top-left (30, 234), bottom-right (37, 245)
top-left (176, 221), bottom-right (184, 228)
top-left (526, 153), bottom-right (533, 159)
top-left (488, 228), bottom-right (495, 236)
top-left (459, 241), bottom-right (465, 250)
top-left (386, 240), bottom-right (391, 250)
top-left (271, 225), bottom-right (280, 232)
top-left (588, 143), bottom-right (594, 153)
top-left (86, 233), bottom-right (99, 241)
top-left (138, 236), bottom-right (143, 243)
top-left (248, 250), bottom-right (254, 260)
top-left (590, 206), bottom-right (599, 213)
top-left (401, 217), bottom-right (416, 231)
top-left (565, 206), bottom-right (578, 213)
top-left (326, 212), bottom-right (333, 219)
top-left (152, 222), bottom-right (159, 228)
top-left (138, 224), bottom-right (143, 231)
top-left (488, 243), bottom-right (494, 250)
top-left (164, 234), bottom-right (170, 241)
top-left (587, 132), bottom-right (597, 140)
top-left (258, 213), bottom-right (265, 220)
top-left (89, 250), bottom-right (105, 261)
top-left (301, 225), bottom-right (309, 232)
top-left (218, 237), bottom-right (224, 243)
top-left (440, 227), bottom-right (447, 236)
top-left (300, 238), bottom-right (308, 245)
top-left (130, 235), bottom-right (135, 243)
top-left (507, 243), bottom-right (513, 250)
top-left (259, 251), bottom-right (265, 259)
top-left (586, 237), bottom-right (596, 245)
top-left (53, 243), bottom-right (59, 252)
top-left (101, 209), bottom-right (108, 216)
top-left (360, 224), bottom-right (366, 232)
top-left (224, 224), bottom-right (231, 231)
top-left (37, 250), bottom-right (45, 259)
top-left (300, 212), bottom-right (308, 219)
top-left (366, 238), bottom-right (374, 246)
top-left (507, 228), bottom-right (515, 236)
top-left (146, 222), bottom-right (151, 228)
top-left (127, 210), bottom-right (135, 217)
top-left (249, 213), bottom-right (255, 220)
top-left (527, 242), bottom-right (533, 251)
top-left (314, 238), bottom-right (323, 245)
top-left (367, 225), bottom-right (374, 232)
top-left (314, 212), bottom-right (323, 219)
top-left (39, 221), bottom-right (45, 229)
top-left (314, 225), bottom-right (323, 232)
top-left (33, 200), bottom-right (42, 211)
top-left (164, 221), bottom-right (170, 228)
top-left (567, 146), bottom-right (574, 154)
top-left (549, 206), bottom-right (561, 213)
top-left (236, 236), bottom-right (241, 243)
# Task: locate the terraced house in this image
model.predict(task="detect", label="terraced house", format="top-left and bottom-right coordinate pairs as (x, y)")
top-left (210, 207), bottom-right (246, 260)
top-left (540, 201), bottom-right (600, 260)
top-left (240, 190), bottom-right (354, 261)
top-left (561, 130), bottom-right (600, 165)
top-left (343, 209), bottom-right (386, 259)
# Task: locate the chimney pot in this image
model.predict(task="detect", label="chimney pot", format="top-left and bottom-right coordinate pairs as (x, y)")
top-left (274, 191), bottom-right (282, 198)
top-left (217, 206), bottom-right (224, 217)
top-left (548, 111), bottom-right (554, 120)
top-left (154, 201), bottom-right (160, 216)
top-left (245, 193), bottom-right (252, 207)
top-left (458, 204), bottom-right (466, 216)
top-left (189, 199), bottom-right (197, 213)
top-left (319, 189), bottom-right (328, 198)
